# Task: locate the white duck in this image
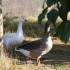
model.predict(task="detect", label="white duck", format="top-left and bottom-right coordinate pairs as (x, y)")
top-left (15, 20), bottom-right (53, 66)
top-left (3, 17), bottom-right (26, 50)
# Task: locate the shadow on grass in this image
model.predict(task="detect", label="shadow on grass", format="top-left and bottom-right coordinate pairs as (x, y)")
top-left (5, 40), bottom-right (70, 66)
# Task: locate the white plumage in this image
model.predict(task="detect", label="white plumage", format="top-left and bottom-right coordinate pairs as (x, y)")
top-left (3, 17), bottom-right (25, 49)
top-left (16, 48), bottom-right (30, 57)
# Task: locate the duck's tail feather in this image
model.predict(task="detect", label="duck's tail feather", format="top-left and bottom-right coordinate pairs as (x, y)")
top-left (15, 47), bottom-right (30, 57)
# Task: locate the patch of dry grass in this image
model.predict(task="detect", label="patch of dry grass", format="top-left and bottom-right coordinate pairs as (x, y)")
top-left (0, 18), bottom-right (70, 70)
top-left (0, 38), bottom-right (70, 70)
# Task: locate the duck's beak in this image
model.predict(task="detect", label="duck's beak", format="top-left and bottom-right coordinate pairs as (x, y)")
top-left (25, 19), bottom-right (28, 22)
top-left (24, 18), bottom-right (28, 22)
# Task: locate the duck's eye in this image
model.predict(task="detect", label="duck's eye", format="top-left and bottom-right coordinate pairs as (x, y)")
top-left (22, 17), bottom-right (24, 19)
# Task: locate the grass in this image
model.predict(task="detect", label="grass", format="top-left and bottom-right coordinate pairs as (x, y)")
top-left (0, 18), bottom-right (70, 70)
top-left (1, 43), bottom-right (70, 70)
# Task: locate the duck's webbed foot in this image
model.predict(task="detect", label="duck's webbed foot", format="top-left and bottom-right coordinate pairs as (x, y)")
top-left (36, 57), bottom-right (45, 66)
top-left (36, 58), bottom-right (41, 66)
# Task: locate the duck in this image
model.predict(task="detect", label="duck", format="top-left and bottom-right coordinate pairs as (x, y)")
top-left (2, 16), bottom-right (26, 50)
top-left (15, 20), bottom-right (53, 66)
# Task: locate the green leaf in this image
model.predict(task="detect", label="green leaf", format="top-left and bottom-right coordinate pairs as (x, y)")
top-left (47, 0), bottom-right (58, 7)
top-left (56, 21), bottom-right (70, 43)
top-left (42, 0), bottom-right (47, 9)
top-left (59, 0), bottom-right (67, 5)
top-left (38, 7), bottom-right (48, 24)
top-left (47, 9), bottom-right (59, 25)
top-left (66, 0), bottom-right (70, 11)
top-left (59, 6), bottom-right (68, 21)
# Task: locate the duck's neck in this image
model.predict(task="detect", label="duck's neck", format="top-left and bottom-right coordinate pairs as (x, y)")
top-left (47, 26), bottom-right (50, 32)
top-left (47, 26), bottom-right (51, 40)
top-left (17, 21), bottom-right (23, 34)
top-left (48, 26), bottom-right (50, 36)
top-left (47, 36), bottom-right (51, 41)
top-left (44, 26), bottom-right (51, 40)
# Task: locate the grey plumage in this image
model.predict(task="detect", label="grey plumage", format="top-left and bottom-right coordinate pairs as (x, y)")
top-left (16, 38), bottom-right (47, 50)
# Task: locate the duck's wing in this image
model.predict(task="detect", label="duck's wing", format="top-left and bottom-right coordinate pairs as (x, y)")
top-left (17, 38), bottom-right (47, 50)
